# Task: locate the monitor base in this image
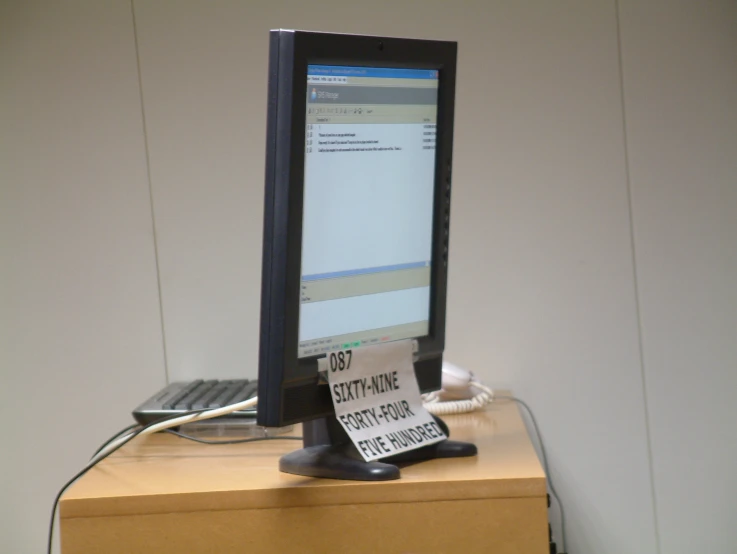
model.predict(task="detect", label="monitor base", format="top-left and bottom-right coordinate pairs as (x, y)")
top-left (279, 415), bottom-right (477, 481)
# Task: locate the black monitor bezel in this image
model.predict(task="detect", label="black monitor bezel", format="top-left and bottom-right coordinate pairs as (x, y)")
top-left (258, 30), bottom-right (457, 427)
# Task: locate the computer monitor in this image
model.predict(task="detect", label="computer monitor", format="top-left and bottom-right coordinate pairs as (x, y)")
top-left (257, 30), bottom-right (472, 479)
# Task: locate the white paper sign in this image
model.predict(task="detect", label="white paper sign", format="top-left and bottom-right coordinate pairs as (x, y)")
top-left (322, 340), bottom-right (447, 462)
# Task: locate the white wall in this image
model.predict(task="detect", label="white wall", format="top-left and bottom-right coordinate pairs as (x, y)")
top-left (0, 2), bottom-right (167, 553)
top-left (618, 1), bottom-right (737, 552)
top-left (2, 1), bottom-right (735, 553)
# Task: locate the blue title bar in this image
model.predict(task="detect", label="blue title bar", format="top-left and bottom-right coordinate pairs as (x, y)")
top-left (308, 65), bottom-right (438, 80)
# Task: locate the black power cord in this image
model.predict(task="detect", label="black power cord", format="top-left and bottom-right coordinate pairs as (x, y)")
top-left (48, 408), bottom-right (208, 554)
top-left (494, 395), bottom-right (568, 553)
top-left (89, 422), bottom-right (140, 459)
top-left (164, 428), bottom-right (303, 445)
top-left (48, 412), bottom-right (303, 554)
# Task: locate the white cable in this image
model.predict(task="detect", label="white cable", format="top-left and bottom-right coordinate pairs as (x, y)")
top-left (96, 380), bottom-right (491, 460)
top-left (90, 396), bottom-right (259, 464)
top-left (422, 382), bottom-right (494, 415)
top-left (96, 381), bottom-right (490, 461)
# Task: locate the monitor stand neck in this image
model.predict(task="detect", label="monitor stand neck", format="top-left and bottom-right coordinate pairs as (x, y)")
top-left (279, 414), bottom-right (477, 481)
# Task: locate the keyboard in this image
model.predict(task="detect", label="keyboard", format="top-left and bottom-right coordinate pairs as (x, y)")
top-left (132, 379), bottom-right (258, 425)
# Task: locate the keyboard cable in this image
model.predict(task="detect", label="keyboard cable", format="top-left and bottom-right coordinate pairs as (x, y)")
top-left (48, 396), bottom-right (261, 554)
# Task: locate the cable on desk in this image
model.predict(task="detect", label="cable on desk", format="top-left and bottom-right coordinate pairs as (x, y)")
top-left (90, 422), bottom-right (141, 459)
top-left (164, 429), bottom-right (303, 445)
top-left (89, 396), bottom-right (259, 464)
top-left (51, 394), bottom-right (569, 552)
top-left (48, 418), bottom-right (173, 554)
top-left (49, 395), bottom-right (258, 554)
top-left (494, 395), bottom-right (567, 553)
top-left (423, 381), bottom-right (494, 415)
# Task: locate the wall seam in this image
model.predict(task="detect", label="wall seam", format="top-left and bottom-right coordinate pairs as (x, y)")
top-left (130, 0), bottom-right (170, 384)
top-left (614, 1), bottom-right (662, 552)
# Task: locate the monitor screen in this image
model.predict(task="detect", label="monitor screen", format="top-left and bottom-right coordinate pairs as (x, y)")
top-left (298, 65), bottom-right (439, 358)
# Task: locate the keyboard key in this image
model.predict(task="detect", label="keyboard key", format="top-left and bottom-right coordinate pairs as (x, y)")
top-left (162, 380), bottom-right (203, 410)
top-left (174, 380), bottom-right (217, 410)
top-left (208, 380), bottom-right (249, 408)
top-left (132, 379), bottom-right (259, 425)
top-left (227, 382), bottom-right (258, 408)
top-left (192, 382), bottom-right (229, 410)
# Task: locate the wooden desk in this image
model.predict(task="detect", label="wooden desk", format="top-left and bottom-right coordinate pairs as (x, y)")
top-left (61, 399), bottom-right (548, 553)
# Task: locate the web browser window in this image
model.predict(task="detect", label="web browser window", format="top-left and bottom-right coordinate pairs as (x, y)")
top-left (298, 65), bottom-right (439, 358)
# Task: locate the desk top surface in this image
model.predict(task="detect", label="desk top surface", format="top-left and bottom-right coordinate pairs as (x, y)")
top-left (62, 398), bottom-right (545, 519)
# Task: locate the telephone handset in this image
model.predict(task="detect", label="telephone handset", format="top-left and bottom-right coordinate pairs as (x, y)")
top-left (422, 361), bottom-right (494, 415)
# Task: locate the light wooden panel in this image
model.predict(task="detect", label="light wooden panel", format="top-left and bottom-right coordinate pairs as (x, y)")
top-left (60, 402), bottom-right (548, 553)
top-left (618, 1), bottom-right (737, 552)
top-left (61, 398), bottom-right (544, 512)
top-left (61, 498), bottom-right (548, 554)
top-left (0, 1), bottom-right (167, 552)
